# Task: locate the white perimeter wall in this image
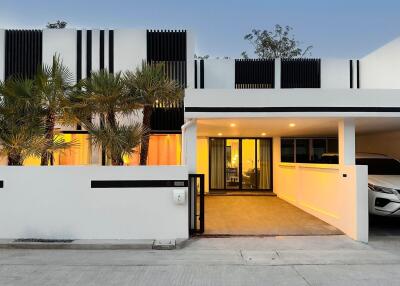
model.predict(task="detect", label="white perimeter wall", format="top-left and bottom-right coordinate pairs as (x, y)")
top-left (361, 37), bottom-right (400, 88)
top-left (321, 59), bottom-right (350, 89)
top-left (0, 166), bottom-right (188, 240)
top-left (275, 163), bottom-right (369, 242)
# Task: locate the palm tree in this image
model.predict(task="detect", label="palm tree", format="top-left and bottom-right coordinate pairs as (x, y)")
top-left (0, 78), bottom-right (53, 165)
top-left (125, 62), bottom-right (183, 165)
top-left (34, 55), bottom-right (75, 165)
top-left (71, 70), bottom-right (145, 165)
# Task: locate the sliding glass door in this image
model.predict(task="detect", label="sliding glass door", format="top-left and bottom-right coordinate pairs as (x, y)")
top-left (209, 138), bottom-right (272, 191)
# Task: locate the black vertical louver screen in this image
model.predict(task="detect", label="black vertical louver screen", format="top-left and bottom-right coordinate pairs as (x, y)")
top-left (281, 59), bottom-right (321, 88)
top-left (5, 30), bottom-right (42, 79)
top-left (235, 59), bottom-right (275, 88)
top-left (147, 30), bottom-right (186, 61)
top-left (147, 30), bottom-right (186, 132)
top-left (150, 101), bottom-right (184, 132)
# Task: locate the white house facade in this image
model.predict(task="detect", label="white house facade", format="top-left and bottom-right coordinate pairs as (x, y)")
top-left (1, 28), bottom-right (400, 243)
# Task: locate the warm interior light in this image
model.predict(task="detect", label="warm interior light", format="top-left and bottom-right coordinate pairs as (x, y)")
top-left (218, 133), bottom-right (223, 136)
top-left (230, 123), bottom-right (236, 127)
top-left (261, 132), bottom-right (267, 136)
top-left (289, 123), bottom-right (296, 127)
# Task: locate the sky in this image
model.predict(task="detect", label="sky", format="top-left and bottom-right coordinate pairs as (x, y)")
top-left (1, 0), bottom-right (399, 59)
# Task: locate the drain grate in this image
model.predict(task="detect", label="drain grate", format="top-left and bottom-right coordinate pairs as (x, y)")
top-left (14, 238), bottom-right (74, 243)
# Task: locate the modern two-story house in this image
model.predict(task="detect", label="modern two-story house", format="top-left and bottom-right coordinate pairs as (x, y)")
top-left (1, 28), bottom-right (400, 242)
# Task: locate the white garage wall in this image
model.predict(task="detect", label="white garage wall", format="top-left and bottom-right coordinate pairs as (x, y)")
top-left (113, 29), bottom-right (146, 74)
top-left (43, 29), bottom-right (77, 82)
top-left (275, 163), bottom-right (368, 242)
top-left (356, 131), bottom-right (400, 160)
top-left (321, 59), bottom-right (350, 89)
top-left (0, 166), bottom-right (188, 240)
top-left (203, 59), bottom-right (235, 89)
top-left (360, 37), bottom-right (400, 89)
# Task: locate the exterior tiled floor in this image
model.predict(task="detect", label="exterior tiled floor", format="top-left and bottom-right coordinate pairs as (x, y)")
top-left (204, 195), bottom-right (342, 235)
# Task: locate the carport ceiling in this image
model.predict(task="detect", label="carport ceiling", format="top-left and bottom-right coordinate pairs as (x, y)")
top-left (197, 117), bottom-right (400, 137)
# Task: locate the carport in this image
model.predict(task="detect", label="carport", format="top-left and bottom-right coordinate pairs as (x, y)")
top-left (184, 117), bottom-right (400, 242)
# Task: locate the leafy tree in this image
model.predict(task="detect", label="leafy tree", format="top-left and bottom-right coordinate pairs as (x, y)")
top-left (124, 62), bottom-right (183, 165)
top-left (0, 78), bottom-right (68, 165)
top-left (34, 55), bottom-right (75, 165)
top-left (242, 25), bottom-right (312, 59)
top-left (46, 20), bottom-right (67, 29)
top-left (72, 70), bottom-right (145, 165)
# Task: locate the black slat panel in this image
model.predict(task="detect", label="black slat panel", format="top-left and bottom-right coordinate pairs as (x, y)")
top-left (5, 30), bottom-right (42, 79)
top-left (147, 30), bottom-right (187, 132)
top-left (235, 59), bottom-right (275, 88)
top-left (86, 30), bottom-right (92, 78)
top-left (99, 30), bottom-right (104, 70)
top-left (109, 30), bottom-right (114, 73)
top-left (77, 30), bottom-right (82, 82)
top-left (151, 101), bottom-right (184, 132)
top-left (281, 58), bottom-right (321, 88)
top-left (147, 30), bottom-right (186, 61)
top-left (200, 59), bottom-right (204, 89)
top-left (350, 60), bottom-right (353, 88)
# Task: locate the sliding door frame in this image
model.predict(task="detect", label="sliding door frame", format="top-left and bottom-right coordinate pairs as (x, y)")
top-left (208, 137), bottom-right (273, 192)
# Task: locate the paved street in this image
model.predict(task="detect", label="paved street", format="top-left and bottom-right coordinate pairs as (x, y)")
top-left (1, 235), bottom-right (400, 285)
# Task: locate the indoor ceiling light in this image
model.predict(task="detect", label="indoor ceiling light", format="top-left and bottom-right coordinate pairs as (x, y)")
top-left (217, 133), bottom-right (223, 136)
top-left (261, 132), bottom-right (267, 136)
top-left (230, 123), bottom-right (236, 127)
top-left (289, 123), bottom-right (296, 127)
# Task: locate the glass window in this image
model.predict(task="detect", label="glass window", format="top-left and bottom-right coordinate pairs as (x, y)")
top-left (312, 139), bottom-right (327, 162)
top-left (281, 139), bottom-right (295, 162)
top-left (296, 139), bottom-right (310, 163)
top-left (327, 138), bottom-right (338, 153)
top-left (242, 139), bottom-right (256, 189)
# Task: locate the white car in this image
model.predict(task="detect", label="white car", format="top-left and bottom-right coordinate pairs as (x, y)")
top-left (321, 153), bottom-right (400, 216)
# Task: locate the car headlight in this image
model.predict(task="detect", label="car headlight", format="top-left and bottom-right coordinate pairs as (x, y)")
top-left (368, 183), bottom-right (395, 194)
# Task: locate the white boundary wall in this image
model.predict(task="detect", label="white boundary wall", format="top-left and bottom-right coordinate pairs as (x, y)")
top-left (275, 163), bottom-right (369, 242)
top-left (0, 166), bottom-right (188, 240)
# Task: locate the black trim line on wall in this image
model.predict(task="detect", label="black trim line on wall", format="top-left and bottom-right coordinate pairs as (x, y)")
top-left (0, 181), bottom-right (3, 188)
top-left (91, 180), bottom-right (188, 188)
top-left (185, 107), bottom-right (400, 113)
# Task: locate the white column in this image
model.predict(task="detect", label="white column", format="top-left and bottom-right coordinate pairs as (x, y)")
top-left (182, 120), bottom-right (197, 173)
top-left (0, 29), bottom-right (5, 81)
top-left (274, 58), bottom-right (281, 89)
top-left (338, 118), bottom-right (355, 165)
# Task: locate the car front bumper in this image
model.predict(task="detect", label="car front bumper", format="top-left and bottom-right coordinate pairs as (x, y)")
top-left (369, 190), bottom-right (400, 216)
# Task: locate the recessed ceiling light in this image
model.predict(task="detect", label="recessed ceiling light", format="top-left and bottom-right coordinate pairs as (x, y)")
top-left (217, 133), bottom-right (223, 136)
top-left (261, 132), bottom-right (267, 136)
top-left (230, 123), bottom-right (236, 127)
top-left (289, 123), bottom-right (296, 127)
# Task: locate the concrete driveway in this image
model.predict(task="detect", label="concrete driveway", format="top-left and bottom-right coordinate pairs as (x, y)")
top-left (205, 195), bottom-right (342, 235)
top-left (1, 235), bottom-right (400, 285)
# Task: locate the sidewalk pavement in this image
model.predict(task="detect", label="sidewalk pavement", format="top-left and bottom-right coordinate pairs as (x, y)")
top-left (0, 235), bottom-right (399, 285)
